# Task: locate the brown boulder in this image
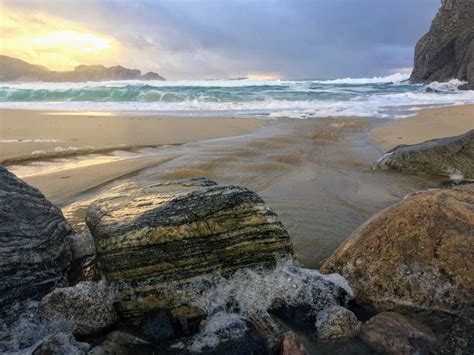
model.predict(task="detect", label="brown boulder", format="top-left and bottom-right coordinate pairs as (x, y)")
top-left (321, 185), bottom-right (474, 322)
top-left (360, 312), bottom-right (436, 355)
top-left (280, 331), bottom-right (308, 355)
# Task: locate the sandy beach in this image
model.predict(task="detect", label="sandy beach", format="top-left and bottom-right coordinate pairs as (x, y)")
top-left (2, 105), bottom-right (473, 266)
top-left (370, 105), bottom-right (474, 151)
top-left (0, 109), bottom-right (265, 164)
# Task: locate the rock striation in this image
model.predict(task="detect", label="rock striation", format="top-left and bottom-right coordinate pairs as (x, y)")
top-left (410, 0), bottom-right (474, 89)
top-left (321, 184), bottom-right (474, 323)
top-left (0, 166), bottom-right (72, 324)
top-left (0, 55), bottom-right (166, 82)
top-left (86, 178), bottom-right (293, 323)
top-left (375, 130), bottom-right (474, 178)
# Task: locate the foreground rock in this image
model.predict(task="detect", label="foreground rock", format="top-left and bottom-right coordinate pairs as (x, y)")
top-left (410, 0), bottom-right (474, 89)
top-left (316, 306), bottom-right (360, 340)
top-left (321, 184), bottom-right (474, 323)
top-left (360, 312), bottom-right (436, 355)
top-left (375, 130), bottom-right (474, 178)
top-left (89, 331), bottom-right (155, 355)
top-left (432, 308), bottom-right (474, 354)
top-left (32, 332), bottom-right (91, 355)
top-left (280, 331), bottom-right (308, 355)
top-left (86, 178), bottom-right (293, 323)
top-left (38, 281), bottom-right (117, 336)
top-left (0, 166), bottom-right (72, 324)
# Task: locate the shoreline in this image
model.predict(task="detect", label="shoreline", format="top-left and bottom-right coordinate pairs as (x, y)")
top-left (0, 109), bottom-right (266, 165)
top-left (370, 104), bottom-right (474, 151)
top-left (2, 105), bottom-right (473, 265)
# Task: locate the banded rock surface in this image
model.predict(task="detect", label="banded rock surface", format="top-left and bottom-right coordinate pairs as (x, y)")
top-left (321, 184), bottom-right (474, 323)
top-left (0, 166), bottom-right (72, 324)
top-left (86, 178), bottom-right (293, 323)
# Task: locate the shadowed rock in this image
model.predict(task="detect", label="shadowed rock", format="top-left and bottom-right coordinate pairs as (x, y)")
top-left (32, 332), bottom-right (91, 355)
top-left (432, 308), bottom-right (474, 354)
top-left (410, 0), bottom-right (474, 89)
top-left (321, 185), bottom-right (474, 326)
top-left (360, 312), bottom-right (436, 355)
top-left (316, 306), bottom-right (360, 340)
top-left (375, 130), bottom-right (474, 178)
top-left (38, 281), bottom-right (118, 337)
top-left (0, 166), bottom-right (72, 324)
top-left (86, 178), bottom-right (293, 323)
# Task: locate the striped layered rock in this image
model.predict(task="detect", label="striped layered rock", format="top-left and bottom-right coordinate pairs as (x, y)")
top-left (0, 166), bottom-right (72, 324)
top-left (86, 178), bottom-right (293, 323)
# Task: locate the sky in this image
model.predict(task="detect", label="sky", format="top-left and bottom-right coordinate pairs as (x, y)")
top-left (0, 0), bottom-right (441, 80)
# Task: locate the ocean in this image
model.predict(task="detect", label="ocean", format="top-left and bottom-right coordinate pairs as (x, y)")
top-left (1, 73), bottom-right (473, 118)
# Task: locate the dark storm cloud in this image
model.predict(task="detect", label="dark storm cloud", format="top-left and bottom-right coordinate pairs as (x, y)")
top-left (3, 0), bottom-right (441, 79)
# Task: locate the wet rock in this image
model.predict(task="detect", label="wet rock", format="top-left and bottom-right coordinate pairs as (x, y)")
top-left (0, 166), bottom-right (72, 324)
top-left (321, 185), bottom-right (474, 324)
top-left (166, 312), bottom-right (267, 354)
top-left (316, 306), bottom-right (360, 340)
top-left (38, 281), bottom-right (117, 336)
top-left (32, 332), bottom-right (91, 355)
top-left (88, 331), bottom-right (156, 355)
top-left (375, 130), bottom-right (474, 178)
top-left (280, 331), bottom-right (308, 355)
top-left (86, 178), bottom-right (293, 323)
top-left (360, 312), bottom-right (436, 355)
top-left (432, 308), bottom-right (474, 354)
top-left (269, 266), bottom-right (353, 327)
top-left (248, 312), bottom-right (287, 354)
top-left (68, 228), bottom-right (102, 283)
top-left (139, 309), bottom-right (176, 344)
top-left (410, 0), bottom-right (474, 89)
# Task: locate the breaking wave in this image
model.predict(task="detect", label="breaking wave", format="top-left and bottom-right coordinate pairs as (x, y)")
top-left (0, 75), bottom-right (472, 118)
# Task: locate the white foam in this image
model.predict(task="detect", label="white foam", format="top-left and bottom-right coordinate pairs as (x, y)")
top-left (0, 139), bottom-right (62, 143)
top-left (311, 72), bottom-right (411, 85)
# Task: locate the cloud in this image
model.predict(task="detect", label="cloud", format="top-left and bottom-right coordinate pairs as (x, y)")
top-left (0, 5), bottom-right (120, 70)
top-left (1, 0), bottom-right (440, 79)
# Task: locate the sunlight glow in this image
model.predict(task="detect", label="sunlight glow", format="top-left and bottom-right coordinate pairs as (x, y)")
top-left (0, 6), bottom-right (120, 70)
top-left (246, 72), bottom-right (281, 80)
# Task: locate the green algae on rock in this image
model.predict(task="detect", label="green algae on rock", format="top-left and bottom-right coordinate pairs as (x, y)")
top-left (86, 178), bottom-right (293, 323)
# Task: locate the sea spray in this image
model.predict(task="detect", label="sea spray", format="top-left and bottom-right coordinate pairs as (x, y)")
top-left (181, 257), bottom-right (353, 352)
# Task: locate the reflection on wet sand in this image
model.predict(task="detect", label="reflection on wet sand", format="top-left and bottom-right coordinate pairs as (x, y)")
top-left (59, 116), bottom-right (439, 267)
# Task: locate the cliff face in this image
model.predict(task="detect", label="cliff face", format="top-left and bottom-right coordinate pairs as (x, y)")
top-left (0, 55), bottom-right (166, 82)
top-left (410, 0), bottom-right (474, 89)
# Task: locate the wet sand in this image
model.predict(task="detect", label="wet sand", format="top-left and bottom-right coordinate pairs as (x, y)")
top-left (4, 106), bottom-right (468, 267)
top-left (22, 155), bottom-right (176, 206)
top-left (0, 109), bottom-right (265, 164)
top-left (370, 105), bottom-right (474, 151)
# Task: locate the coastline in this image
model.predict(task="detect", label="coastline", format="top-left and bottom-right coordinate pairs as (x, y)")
top-left (2, 105), bottom-right (473, 265)
top-left (370, 104), bottom-right (474, 151)
top-left (0, 109), bottom-right (266, 165)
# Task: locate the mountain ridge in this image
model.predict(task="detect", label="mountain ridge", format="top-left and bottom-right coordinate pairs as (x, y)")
top-left (0, 55), bottom-right (166, 82)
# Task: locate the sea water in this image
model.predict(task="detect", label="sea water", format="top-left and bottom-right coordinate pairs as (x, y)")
top-left (1, 73), bottom-right (473, 118)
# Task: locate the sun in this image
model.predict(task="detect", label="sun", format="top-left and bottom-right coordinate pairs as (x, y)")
top-left (0, 6), bottom-right (120, 70)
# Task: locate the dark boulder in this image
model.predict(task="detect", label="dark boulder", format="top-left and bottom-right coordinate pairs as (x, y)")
top-left (0, 166), bottom-right (72, 324)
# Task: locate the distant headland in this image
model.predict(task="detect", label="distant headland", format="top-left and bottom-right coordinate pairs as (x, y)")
top-left (0, 55), bottom-right (166, 82)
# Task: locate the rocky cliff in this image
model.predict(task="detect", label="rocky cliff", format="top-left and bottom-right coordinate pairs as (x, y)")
top-left (0, 55), bottom-right (166, 82)
top-left (410, 0), bottom-right (474, 89)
